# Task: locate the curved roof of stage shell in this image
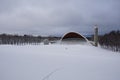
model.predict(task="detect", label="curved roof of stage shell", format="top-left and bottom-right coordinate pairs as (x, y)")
top-left (60, 32), bottom-right (89, 44)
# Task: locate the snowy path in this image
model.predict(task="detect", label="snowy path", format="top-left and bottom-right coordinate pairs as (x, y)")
top-left (0, 45), bottom-right (120, 80)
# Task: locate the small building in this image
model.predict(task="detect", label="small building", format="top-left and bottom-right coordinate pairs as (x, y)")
top-left (60, 32), bottom-right (89, 45)
top-left (43, 39), bottom-right (49, 45)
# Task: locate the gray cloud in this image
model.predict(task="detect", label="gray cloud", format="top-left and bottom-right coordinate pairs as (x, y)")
top-left (0, 0), bottom-right (120, 36)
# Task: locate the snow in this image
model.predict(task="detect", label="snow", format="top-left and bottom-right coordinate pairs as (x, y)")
top-left (0, 44), bottom-right (120, 80)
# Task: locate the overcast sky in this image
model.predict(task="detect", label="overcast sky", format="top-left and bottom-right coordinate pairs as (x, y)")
top-left (0, 0), bottom-right (120, 36)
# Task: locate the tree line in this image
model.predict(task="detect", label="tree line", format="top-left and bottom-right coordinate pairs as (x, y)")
top-left (0, 34), bottom-right (60, 45)
top-left (99, 30), bottom-right (120, 52)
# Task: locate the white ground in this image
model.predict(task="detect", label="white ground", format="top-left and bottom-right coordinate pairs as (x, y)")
top-left (0, 44), bottom-right (120, 80)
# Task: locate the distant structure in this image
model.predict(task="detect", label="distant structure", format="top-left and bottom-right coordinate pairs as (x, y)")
top-left (60, 32), bottom-right (89, 45)
top-left (60, 26), bottom-right (99, 46)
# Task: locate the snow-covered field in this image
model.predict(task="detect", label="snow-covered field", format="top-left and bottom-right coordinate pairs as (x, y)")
top-left (0, 44), bottom-right (120, 80)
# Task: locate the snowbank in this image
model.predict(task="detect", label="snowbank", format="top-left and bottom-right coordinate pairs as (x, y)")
top-left (0, 45), bottom-right (120, 80)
